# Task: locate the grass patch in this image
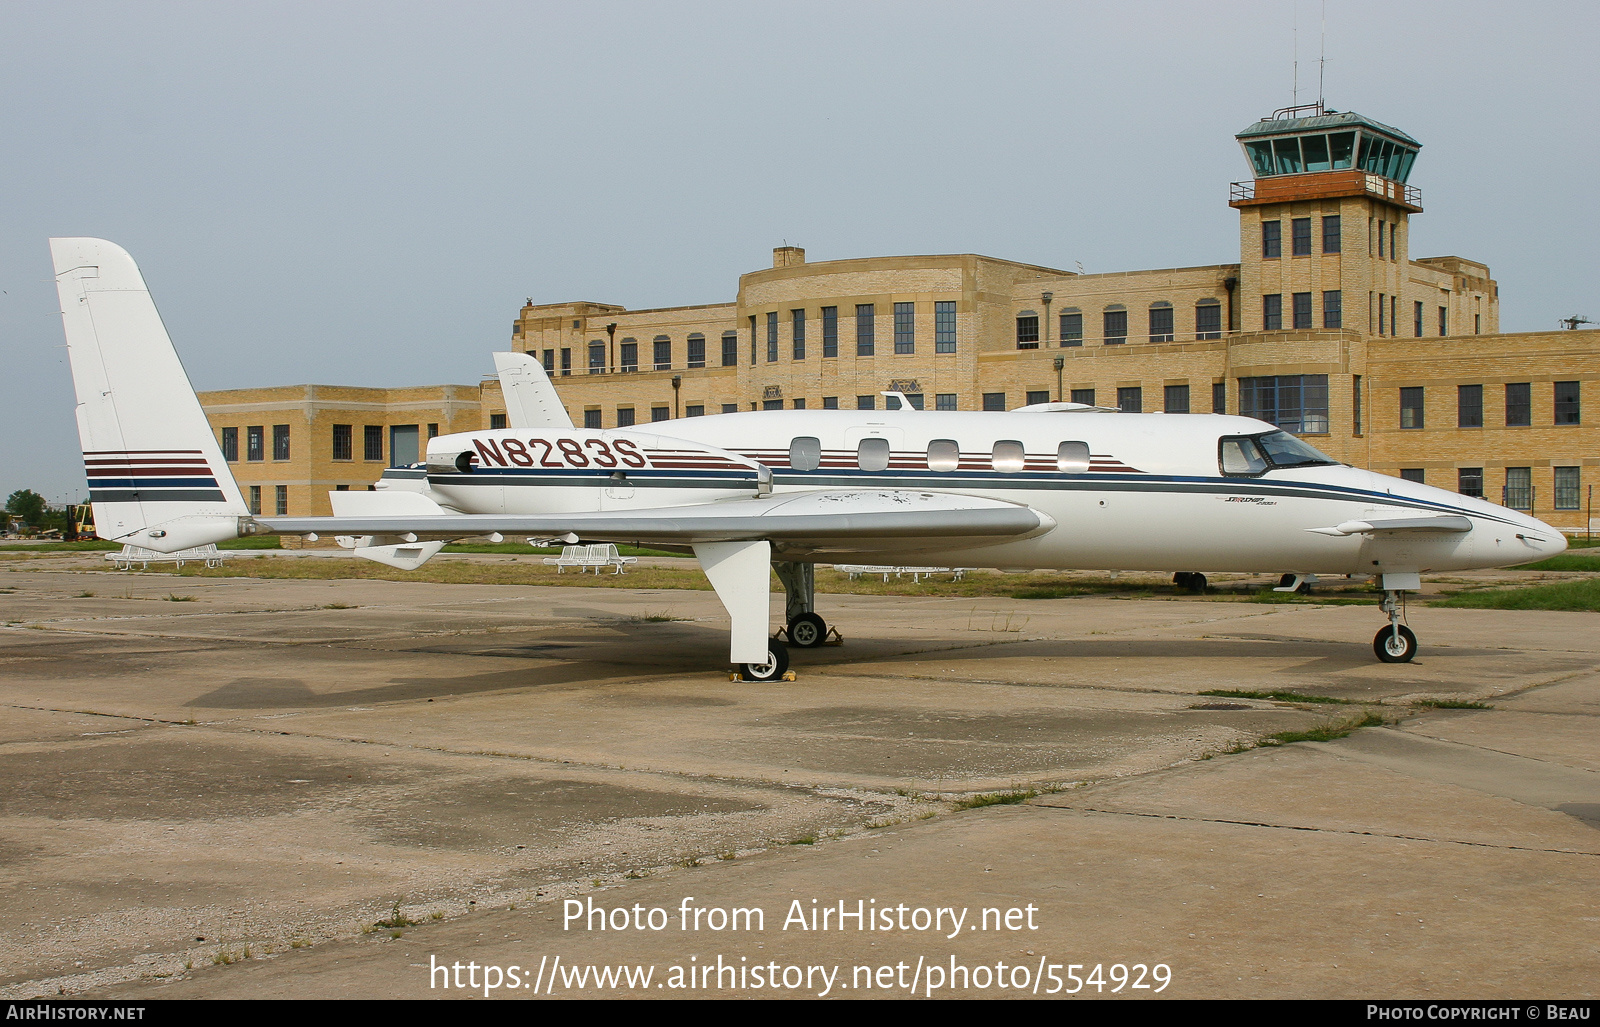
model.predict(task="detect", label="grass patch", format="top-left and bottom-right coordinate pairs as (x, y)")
top-left (1508, 553), bottom-right (1600, 572)
top-left (375, 901), bottom-right (416, 929)
top-left (1431, 578), bottom-right (1600, 612)
top-left (1412, 699), bottom-right (1493, 710)
top-left (321, 603), bottom-right (358, 610)
top-left (164, 594), bottom-right (197, 602)
top-left (1198, 689), bottom-right (1353, 705)
top-left (1262, 712), bottom-right (1385, 746)
top-left (951, 788), bottom-right (1038, 810)
top-left (1247, 590), bottom-right (1375, 605)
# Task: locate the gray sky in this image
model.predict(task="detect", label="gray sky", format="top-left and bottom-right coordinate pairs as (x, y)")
top-left (4, 0), bottom-right (1597, 505)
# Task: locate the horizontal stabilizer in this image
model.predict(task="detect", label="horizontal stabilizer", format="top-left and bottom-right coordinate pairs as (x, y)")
top-left (1306, 515), bottom-right (1473, 537)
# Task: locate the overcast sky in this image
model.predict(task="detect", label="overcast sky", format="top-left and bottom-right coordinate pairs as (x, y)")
top-left (3, 0), bottom-right (1596, 504)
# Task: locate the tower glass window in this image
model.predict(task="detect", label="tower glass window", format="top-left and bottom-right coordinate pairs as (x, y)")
top-left (1262, 294), bottom-right (1282, 330)
top-left (1239, 375), bottom-right (1329, 433)
top-left (1291, 218), bottom-right (1312, 256)
top-left (1149, 305), bottom-right (1173, 342)
top-left (856, 304), bottom-right (875, 356)
top-left (1262, 221), bottom-right (1281, 258)
top-left (1060, 310), bottom-right (1084, 346)
top-left (894, 302), bottom-right (915, 354)
top-left (1323, 290), bottom-right (1342, 329)
top-left (935, 301), bottom-right (957, 353)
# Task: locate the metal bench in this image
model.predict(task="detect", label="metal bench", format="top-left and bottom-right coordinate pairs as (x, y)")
top-left (541, 543), bottom-right (638, 574)
top-left (832, 564), bottom-right (967, 582)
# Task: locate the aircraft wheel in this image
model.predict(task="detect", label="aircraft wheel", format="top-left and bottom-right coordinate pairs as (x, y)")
top-left (1373, 625), bottom-right (1418, 663)
top-left (788, 612), bottom-right (828, 648)
top-left (740, 640), bottom-right (790, 682)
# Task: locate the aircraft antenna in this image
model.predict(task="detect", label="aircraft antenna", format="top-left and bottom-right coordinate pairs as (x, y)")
top-left (1292, 1), bottom-right (1299, 107)
top-left (1559, 315), bottom-right (1594, 330)
top-left (1318, 0), bottom-right (1327, 109)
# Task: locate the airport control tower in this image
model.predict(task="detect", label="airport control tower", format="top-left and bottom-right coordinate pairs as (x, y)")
top-left (1230, 103), bottom-right (1424, 338)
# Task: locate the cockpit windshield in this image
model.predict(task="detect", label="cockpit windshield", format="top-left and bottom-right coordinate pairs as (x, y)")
top-left (1219, 431), bottom-right (1339, 476)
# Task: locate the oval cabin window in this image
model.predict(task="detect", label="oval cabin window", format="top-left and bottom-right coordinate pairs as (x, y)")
top-left (991, 440), bottom-right (1025, 472)
top-left (1056, 441), bottom-right (1090, 472)
top-left (857, 437), bottom-right (890, 472)
top-left (926, 439), bottom-right (959, 472)
top-left (789, 436), bottom-right (821, 472)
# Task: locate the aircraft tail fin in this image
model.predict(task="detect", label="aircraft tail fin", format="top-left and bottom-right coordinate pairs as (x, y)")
top-left (493, 351), bottom-right (574, 429)
top-left (51, 238), bottom-right (250, 553)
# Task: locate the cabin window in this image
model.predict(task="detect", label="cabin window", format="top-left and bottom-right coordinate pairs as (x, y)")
top-left (991, 440), bottom-right (1025, 472)
top-left (789, 437), bottom-right (821, 472)
top-left (856, 437), bottom-right (890, 472)
top-left (927, 439), bottom-right (960, 472)
top-left (1056, 441), bottom-right (1090, 472)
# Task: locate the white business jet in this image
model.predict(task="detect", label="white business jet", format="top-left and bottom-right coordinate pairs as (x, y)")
top-left (52, 238), bottom-right (1567, 680)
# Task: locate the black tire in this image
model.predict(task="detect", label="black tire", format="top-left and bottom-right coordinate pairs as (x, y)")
top-left (788, 612), bottom-right (827, 648)
top-left (740, 639), bottom-right (790, 682)
top-left (1174, 572), bottom-right (1207, 593)
top-left (1373, 625), bottom-right (1418, 663)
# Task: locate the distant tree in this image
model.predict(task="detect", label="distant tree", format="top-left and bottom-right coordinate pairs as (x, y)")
top-left (6, 490), bottom-right (46, 527)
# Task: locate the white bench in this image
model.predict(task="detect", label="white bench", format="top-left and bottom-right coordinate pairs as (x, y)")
top-left (106, 544), bottom-right (227, 570)
top-left (833, 564), bottom-right (967, 582)
top-left (542, 544), bottom-right (638, 574)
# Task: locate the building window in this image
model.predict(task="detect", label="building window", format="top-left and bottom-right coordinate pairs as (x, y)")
top-left (246, 426), bottom-right (264, 461)
top-left (1377, 220), bottom-right (1385, 258)
top-left (749, 315), bottom-right (757, 364)
top-left (588, 342), bottom-right (605, 374)
top-left (1060, 310), bottom-right (1084, 346)
top-left (721, 332), bottom-right (738, 367)
top-left (1439, 306), bottom-right (1448, 336)
top-left (221, 427), bottom-right (238, 462)
top-left (1071, 388), bottom-right (1096, 406)
top-left (1149, 305), bottom-right (1174, 342)
top-left (894, 302), bottom-right (915, 354)
top-left (1353, 374), bottom-right (1363, 434)
top-left (1117, 387), bottom-right (1142, 413)
top-left (982, 393), bottom-right (1006, 412)
top-left (248, 485), bottom-right (261, 515)
top-left (1026, 390), bottom-right (1050, 406)
top-left (935, 301), bottom-right (957, 353)
top-left (687, 334), bottom-right (705, 368)
top-left (1377, 293), bottom-right (1386, 335)
top-left (766, 313), bottom-right (778, 362)
top-left (1400, 387), bottom-right (1425, 429)
top-left (686, 405), bottom-right (704, 417)
top-left (1212, 382), bottom-right (1226, 413)
top-left (1323, 290), bottom-right (1342, 329)
top-left (1262, 294), bottom-right (1282, 331)
top-left (332, 424), bottom-right (352, 461)
top-left (1164, 384), bottom-right (1190, 413)
top-left (1262, 220), bottom-right (1281, 258)
top-left (936, 393), bottom-right (957, 411)
top-left (1475, 313), bottom-right (1481, 334)
top-left (364, 425), bottom-right (382, 461)
top-left (652, 406), bottom-right (670, 422)
top-left (1506, 383), bottom-right (1531, 426)
top-left (792, 310), bottom-right (805, 360)
top-left (542, 349), bottom-right (555, 372)
top-left (1504, 467), bottom-right (1532, 510)
top-left (275, 485), bottom-right (288, 516)
top-left (1015, 314), bottom-right (1039, 349)
top-left (793, 398), bottom-right (806, 410)
top-left (1195, 303), bottom-right (1221, 340)
top-left (1458, 468), bottom-right (1484, 498)
top-left (427, 423), bottom-right (438, 439)
top-left (856, 304), bottom-right (875, 356)
top-left (584, 409), bottom-right (602, 429)
top-left (856, 395), bottom-right (876, 411)
top-left (1103, 308), bottom-right (1127, 345)
top-left (822, 306), bottom-right (838, 358)
top-left (1555, 467), bottom-right (1581, 510)
top-left (1399, 469), bottom-right (1425, 483)
top-left (722, 403), bottom-right (739, 413)
top-left (1239, 375), bottom-right (1330, 433)
top-left (1292, 292), bottom-right (1312, 330)
top-left (822, 397), bottom-right (838, 410)
top-left (762, 399), bottom-right (783, 411)
top-left (489, 413), bottom-right (508, 429)
top-left (1322, 215), bottom-right (1341, 253)
top-left (1458, 385), bottom-right (1483, 428)
top-left (560, 348), bottom-right (571, 375)
top-left (654, 336), bottom-right (672, 371)
top-left (617, 408), bottom-right (635, 427)
top-left (1291, 217), bottom-right (1312, 256)
top-left (620, 340), bottom-right (638, 372)
top-left (1414, 301), bottom-right (1424, 338)
top-left (1555, 381), bottom-right (1581, 425)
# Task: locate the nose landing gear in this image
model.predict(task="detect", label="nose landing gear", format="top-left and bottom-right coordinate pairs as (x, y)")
top-left (1373, 589), bottom-right (1418, 663)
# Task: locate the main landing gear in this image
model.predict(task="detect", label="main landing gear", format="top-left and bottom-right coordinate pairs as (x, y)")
top-left (786, 611), bottom-right (828, 648)
top-left (740, 639), bottom-right (791, 682)
top-left (1373, 588), bottom-right (1418, 663)
top-left (774, 561), bottom-right (833, 649)
top-left (1173, 572), bottom-right (1208, 592)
